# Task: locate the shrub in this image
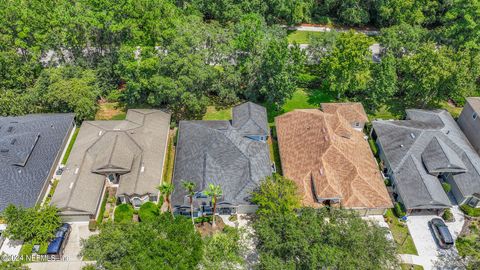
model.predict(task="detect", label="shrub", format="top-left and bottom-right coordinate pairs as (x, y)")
top-left (297, 72), bottom-right (319, 88)
top-left (138, 202), bottom-right (160, 222)
top-left (97, 190), bottom-right (109, 224)
top-left (114, 204), bottom-right (134, 223)
top-left (20, 242), bottom-right (33, 256)
top-left (228, 215), bottom-right (238, 222)
top-left (38, 242), bottom-right (48, 255)
top-left (442, 208), bottom-right (454, 222)
top-left (460, 204), bottom-right (480, 217)
top-left (89, 220), bottom-right (97, 231)
top-left (394, 202), bottom-right (406, 218)
top-left (194, 216), bottom-right (213, 224)
top-left (442, 182), bottom-right (452, 193)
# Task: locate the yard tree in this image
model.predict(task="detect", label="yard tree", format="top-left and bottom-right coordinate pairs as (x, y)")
top-left (251, 174), bottom-right (301, 217)
top-left (204, 184), bottom-right (222, 227)
top-left (157, 183), bottom-right (175, 219)
top-left (321, 30), bottom-right (374, 99)
top-left (2, 204), bottom-right (61, 244)
top-left (200, 226), bottom-right (247, 270)
top-left (182, 180), bottom-right (197, 225)
top-left (366, 52), bottom-right (398, 112)
top-left (378, 23), bottom-right (429, 57)
top-left (441, 0), bottom-right (480, 51)
top-left (254, 208), bottom-right (399, 270)
top-left (81, 214), bottom-right (203, 270)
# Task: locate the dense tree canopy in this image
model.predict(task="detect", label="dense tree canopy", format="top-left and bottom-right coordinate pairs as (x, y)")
top-left (82, 214), bottom-right (203, 270)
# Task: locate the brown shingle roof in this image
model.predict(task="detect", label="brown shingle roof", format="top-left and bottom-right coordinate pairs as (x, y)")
top-left (275, 109), bottom-right (392, 209)
top-left (321, 102), bottom-right (369, 125)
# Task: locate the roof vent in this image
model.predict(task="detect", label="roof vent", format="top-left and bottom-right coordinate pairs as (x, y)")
top-left (7, 126), bottom-right (13, 132)
top-left (410, 133), bottom-right (416, 139)
top-left (400, 144), bottom-right (404, 148)
top-left (98, 131), bottom-right (103, 136)
top-left (74, 168), bottom-right (79, 174)
top-left (0, 149), bottom-right (9, 153)
top-left (320, 168), bottom-right (324, 175)
top-left (10, 138), bottom-right (17, 145)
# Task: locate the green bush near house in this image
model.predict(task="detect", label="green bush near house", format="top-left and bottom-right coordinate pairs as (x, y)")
top-left (368, 138), bottom-right (378, 156)
top-left (194, 216), bottom-right (213, 224)
top-left (62, 127), bottom-right (80, 165)
top-left (460, 204), bottom-right (480, 217)
top-left (442, 182), bottom-right (452, 193)
top-left (97, 190), bottom-right (109, 224)
top-left (394, 202), bottom-right (406, 218)
top-left (88, 220), bottom-right (97, 231)
top-left (38, 242), bottom-right (48, 255)
top-left (138, 202), bottom-right (159, 222)
top-left (114, 204), bottom-right (134, 223)
top-left (442, 208), bottom-right (454, 222)
top-left (19, 242), bottom-right (33, 256)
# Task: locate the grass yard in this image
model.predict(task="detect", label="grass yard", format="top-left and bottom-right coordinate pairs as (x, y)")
top-left (384, 209), bottom-right (418, 255)
top-left (162, 129), bottom-right (176, 184)
top-left (401, 264), bottom-right (424, 270)
top-left (62, 127), bottom-right (80, 165)
top-left (369, 105), bottom-right (402, 121)
top-left (202, 106), bottom-right (232, 120)
top-left (439, 101), bottom-right (462, 118)
top-left (287, 30), bottom-right (327, 44)
top-left (95, 102), bottom-right (126, 120)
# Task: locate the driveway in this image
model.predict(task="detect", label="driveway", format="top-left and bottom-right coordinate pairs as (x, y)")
top-left (405, 207), bottom-right (465, 269)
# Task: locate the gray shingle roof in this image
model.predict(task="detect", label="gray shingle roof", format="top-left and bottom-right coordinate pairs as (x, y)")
top-left (0, 114), bottom-right (74, 212)
top-left (232, 102), bottom-right (269, 136)
top-left (172, 103), bottom-right (272, 207)
top-left (51, 110), bottom-right (170, 216)
top-left (373, 109), bottom-right (480, 209)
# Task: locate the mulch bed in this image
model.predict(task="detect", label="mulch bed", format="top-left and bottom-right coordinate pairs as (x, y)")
top-left (195, 218), bottom-right (226, 237)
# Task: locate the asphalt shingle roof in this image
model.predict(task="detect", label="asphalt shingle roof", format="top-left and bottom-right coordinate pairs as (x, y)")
top-left (172, 103), bottom-right (271, 207)
top-left (373, 109), bottom-right (480, 209)
top-left (0, 114), bottom-right (74, 212)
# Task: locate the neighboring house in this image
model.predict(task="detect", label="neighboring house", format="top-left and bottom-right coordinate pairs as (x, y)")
top-left (372, 109), bottom-right (480, 214)
top-left (321, 102), bottom-right (369, 131)
top-left (0, 114), bottom-right (75, 212)
top-left (51, 109), bottom-right (171, 222)
top-left (275, 104), bottom-right (392, 216)
top-left (458, 97), bottom-right (480, 154)
top-left (172, 102), bottom-right (273, 216)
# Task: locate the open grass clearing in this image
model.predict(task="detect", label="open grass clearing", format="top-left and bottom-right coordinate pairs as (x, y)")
top-left (95, 101), bottom-right (126, 120)
top-left (287, 30), bottom-right (328, 44)
top-left (384, 209), bottom-right (418, 255)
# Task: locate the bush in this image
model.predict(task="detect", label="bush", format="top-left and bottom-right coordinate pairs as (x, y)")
top-left (460, 204), bottom-right (480, 217)
top-left (38, 242), bottom-right (48, 255)
top-left (114, 204), bottom-right (134, 223)
top-left (194, 216), bottom-right (213, 224)
top-left (442, 182), bottom-right (452, 193)
top-left (442, 208), bottom-right (454, 222)
top-left (138, 202), bottom-right (160, 222)
top-left (394, 202), bottom-right (406, 218)
top-left (20, 242), bottom-right (33, 256)
top-left (297, 72), bottom-right (320, 88)
top-left (89, 220), bottom-right (97, 231)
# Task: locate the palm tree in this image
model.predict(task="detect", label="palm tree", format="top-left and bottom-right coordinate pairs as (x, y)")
top-left (182, 180), bottom-right (197, 225)
top-left (204, 183), bottom-right (222, 227)
top-left (157, 182), bottom-right (175, 219)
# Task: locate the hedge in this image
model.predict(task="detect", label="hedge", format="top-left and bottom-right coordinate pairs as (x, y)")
top-left (138, 202), bottom-right (159, 222)
top-left (460, 204), bottom-right (480, 217)
top-left (442, 208), bottom-right (454, 222)
top-left (114, 204), bottom-right (134, 223)
top-left (394, 202), bottom-right (406, 218)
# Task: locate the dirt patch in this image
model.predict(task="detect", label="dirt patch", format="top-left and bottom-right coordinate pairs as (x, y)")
top-left (95, 101), bottom-right (126, 120)
top-left (195, 218), bottom-right (226, 237)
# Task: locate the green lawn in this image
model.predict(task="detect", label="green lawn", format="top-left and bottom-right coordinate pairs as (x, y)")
top-left (384, 209), bottom-right (418, 255)
top-left (162, 130), bottom-right (175, 184)
top-left (62, 127), bottom-right (80, 165)
top-left (287, 30), bottom-right (327, 44)
top-left (401, 264), bottom-right (424, 270)
top-left (202, 106), bottom-right (232, 120)
top-left (439, 101), bottom-right (462, 118)
top-left (369, 105), bottom-right (402, 121)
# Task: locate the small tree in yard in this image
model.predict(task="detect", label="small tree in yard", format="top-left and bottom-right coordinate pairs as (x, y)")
top-left (157, 183), bottom-right (175, 219)
top-left (205, 184), bottom-right (222, 227)
top-left (182, 180), bottom-right (197, 225)
top-left (2, 204), bottom-right (61, 243)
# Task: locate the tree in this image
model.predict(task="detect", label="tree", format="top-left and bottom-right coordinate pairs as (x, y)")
top-left (2, 204), bottom-right (61, 243)
top-left (365, 52), bottom-right (398, 112)
top-left (251, 174), bottom-right (301, 217)
top-left (200, 226), bottom-right (247, 270)
top-left (182, 180), bottom-right (197, 225)
top-left (157, 183), bottom-right (175, 219)
top-left (441, 0), bottom-right (480, 51)
top-left (204, 184), bottom-right (222, 227)
top-left (320, 31), bottom-right (374, 99)
top-left (81, 214), bottom-right (203, 269)
top-left (254, 208), bottom-right (399, 269)
top-left (378, 23), bottom-right (429, 57)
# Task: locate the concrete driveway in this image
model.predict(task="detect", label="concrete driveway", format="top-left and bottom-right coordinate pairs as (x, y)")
top-left (405, 207), bottom-right (465, 269)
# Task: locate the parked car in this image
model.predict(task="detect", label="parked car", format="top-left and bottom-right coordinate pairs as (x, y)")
top-left (47, 223), bottom-right (71, 259)
top-left (429, 218), bottom-right (454, 249)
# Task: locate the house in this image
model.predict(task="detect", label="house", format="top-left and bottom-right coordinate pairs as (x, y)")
top-left (275, 104), bottom-right (392, 216)
top-left (0, 114), bottom-right (75, 212)
top-left (321, 102), bottom-right (369, 130)
top-left (172, 102), bottom-right (273, 216)
top-left (458, 97), bottom-right (480, 154)
top-left (372, 109), bottom-right (480, 214)
top-left (51, 109), bottom-right (171, 222)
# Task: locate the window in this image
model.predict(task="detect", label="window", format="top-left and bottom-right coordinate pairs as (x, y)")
top-left (355, 122), bottom-right (360, 127)
top-left (473, 112), bottom-right (478, 120)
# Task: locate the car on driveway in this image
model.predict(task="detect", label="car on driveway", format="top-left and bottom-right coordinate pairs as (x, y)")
top-left (429, 218), bottom-right (454, 249)
top-left (47, 223), bottom-right (71, 259)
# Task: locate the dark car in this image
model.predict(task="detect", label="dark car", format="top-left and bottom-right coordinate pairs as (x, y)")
top-left (429, 218), bottom-right (454, 249)
top-left (47, 223), bottom-right (71, 259)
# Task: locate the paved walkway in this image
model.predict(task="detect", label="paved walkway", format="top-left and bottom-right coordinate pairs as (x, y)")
top-left (28, 261), bottom-right (95, 270)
